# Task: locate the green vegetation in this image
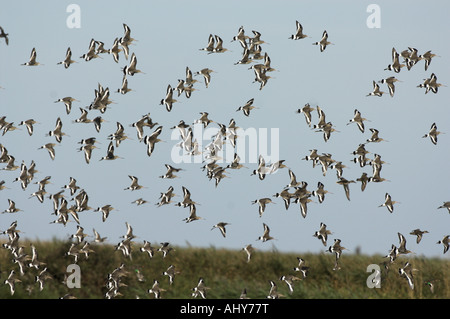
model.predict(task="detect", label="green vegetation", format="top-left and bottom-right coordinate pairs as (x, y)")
top-left (0, 239), bottom-right (448, 299)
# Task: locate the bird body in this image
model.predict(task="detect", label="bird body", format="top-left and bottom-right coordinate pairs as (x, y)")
top-left (293, 257), bottom-right (310, 278)
top-left (367, 80), bottom-right (386, 97)
top-left (422, 122), bottom-right (442, 145)
top-left (4, 270), bottom-right (21, 295)
top-left (419, 50), bottom-right (440, 71)
top-left (290, 21), bottom-right (309, 40)
top-left (379, 76), bottom-right (401, 97)
top-left (347, 109), bottom-right (369, 133)
top-left (211, 222), bottom-right (229, 238)
top-left (237, 98), bottom-right (258, 117)
top-left (410, 229), bottom-right (428, 244)
top-left (313, 222), bottom-right (332, 246)
top-left (182, 204), bottom-right (203, 223)
top-left (280, 275), bottom-right (302, 294)
top-left (267, 280), bottom-right (284, 299)
top-left (258, 223), bottom-right (275, 242)
top-left (163, 264), bottom-right (181, 285)
top-left (140, 240), bottom-right (155, 258)
top-left (158, 242), bottom-right (175, 258)
top-left (148, 279), bottom-right (166, 299)
top-left (160, 85), bottom-right (177, 112)
top-left (21, 47), bottom-right (42, 66)
top-left (378, 193), bottom-right (398, 213)
top-left (336, 177), bottom-right (355, 201)
top-left (124, 175), bottom-right (145, 191)
top-left (398, 261), bottom-right (416, 289)
top-left (251, 198), bottom-right (274, 217)
top-left (57, 47), bottom-right (77, 68)
top-left (80, 38), bottom-right (101, 61)
top-left (313, 30), bottom-right (333, 52)
top-left (123, 52), bottom-right (144, 76)
top-left (327, 238), bottom-right (346, 270)
top-left (436, 235), bottom-right (449, 254)
top-left (192, 277), bottom-right (209, 299)
top-left (437, 201), bottom-right (450, 213)
top-left (2, 199), bottom-right (22, 214)
top-left (297, 103), bottom-right (315, 127)
top-left (385, 47), bottom-right (405, 73)
top-left (100, 141), bottom-right (122, 161)
top-left (242, 244), bottom-right (255, 263)
top-left (397, 232), bottom-right (413, 255)
top-left (273, 189), bottom-right (292, 210)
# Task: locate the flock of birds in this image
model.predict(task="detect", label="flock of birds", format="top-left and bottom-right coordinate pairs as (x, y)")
top-left (0, 18), bottom-right (449, 299)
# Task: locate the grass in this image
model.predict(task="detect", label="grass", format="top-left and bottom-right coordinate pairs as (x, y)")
top-left (0, 238), bottom-right (448, 299)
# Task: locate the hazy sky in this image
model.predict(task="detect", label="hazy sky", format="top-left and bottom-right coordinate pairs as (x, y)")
top-left (0, 1), bottom-right (449, 259)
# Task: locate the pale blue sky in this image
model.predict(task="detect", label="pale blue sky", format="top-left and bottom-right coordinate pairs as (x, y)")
top-left (0, 1), bottom-right (449, 259)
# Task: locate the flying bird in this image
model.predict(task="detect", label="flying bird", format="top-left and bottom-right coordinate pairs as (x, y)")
top-left (242, 244), bottom-right (255, 263)
top-left (378, 76), bottom-right (401, 97)
top-left (347, 109), bottom-right (369, 133)
top-left (397, 232), bottom-right (413, 255)
top-left (313, 30), bottom-right (333, 52)
top-left (54, 97), bottom-right (79, 115)
top-left (398, 261), bottom-right (416, 290)
top-left (199, 34), bottom-right (215, 53)
top-left (422, 122), bottom-right (442, 145)
top-left (100, 141), bottom-right (122, 161)
top-left (80, 38), bottom-right (101, 61)
top-left (211, 222), bottom-right (230, 238)
top-left (148, 279), bottom-right (166, 299)
top-left (182, 204), bottom-right (204, 223)
top-left (267, 280), bottom-right (284, 299)
top-left (296, 103), bottom-right (315, 127)
top-left (195, 68), bottom-right (215, 88)
top-left (117, 76), bottom-right (133, 95)
top-left (436, 235), bottom-right (449, 254)
top-left (367, 80), bottom-right (386, 97)
top-left (327, 239), bottom-right (347, 270)
top-left (57, 47), bottom-right (77, 68)
top-left (385, 47), bottom-right (405, 73)
top-left (2, 199), bottom-right (22, 214)
top-left (257, 223), bottom-right (275, 242)
top-left (293, 257), bottom-right (310, 278)
top-left (122, 52), bottom-right (144, 76)
top-left (124, 175), bottom-right (145, 191)
top-left (21, 47), bottom-right (42, 66)
top-left (313, 222), bottom-right (333, 246)
top-left (212, 35), bottom-right (229, 53)
top-left (378, 193), bottom-right (398, 213)
top-left (289, 21), bottom-right (309, 40)
top-left (251, 198), bottom-right (275, 218)
top-left (18, 119), bottom-right (39, 136)
top-left (437, 201), bottom-right (450, 214)
top-left (336, 177), bottom-right (355, 201)
top-left (160, 85), bottom-right (177, 112)
top-left (4, 270), bottom-right (21, 295)
top-left (143, 126), bottom-right (163, 157)
top-left (236, 98), bottom-right (258, 116)
top-left (108, 37), bottom-right (122, 63)
top-left (279, 275), bottom-right (302, 294)
top-left (409, 229), bottom-right (429, 244)
top-left (419, 50), bottom-right (440, 71)
top-left (163, 264), bottom-right (181, 285)
top-left (0, 26), bottom-right (9, 45)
